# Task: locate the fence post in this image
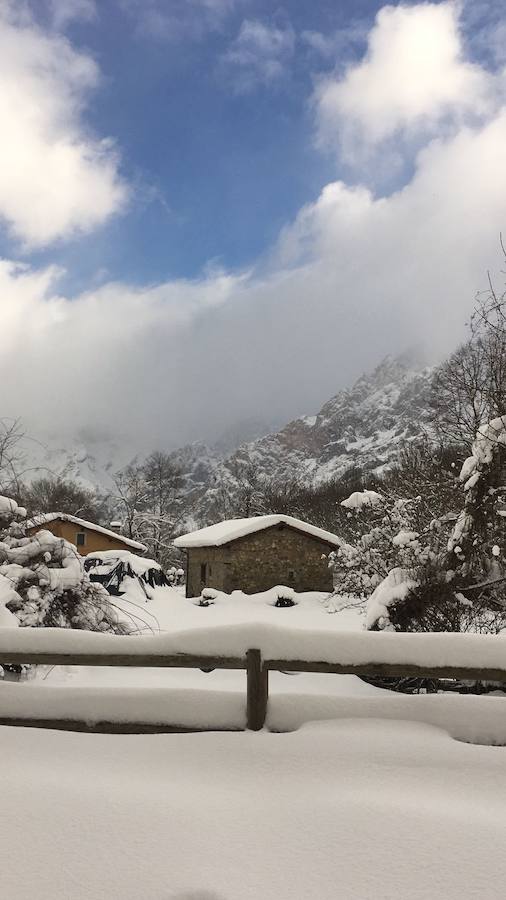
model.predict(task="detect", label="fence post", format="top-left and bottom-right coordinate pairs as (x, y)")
top-left (246, 649), bottom-right (268, 731)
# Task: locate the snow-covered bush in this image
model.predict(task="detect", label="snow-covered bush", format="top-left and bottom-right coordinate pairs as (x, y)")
top-left (367, 418), bottom-right (506, 633)
top-left (273, 586), bottom-right (297, 608)
top-left (0, 497), bottom-right (127, 634)
top-left (447, 416), bottom-right (506, 571)
top-left (196, 587), bottom-right (219, 607)
top-left (166, 566), bottom-right (185, 586)
top-left (329, 491), bottom-right (448, 599)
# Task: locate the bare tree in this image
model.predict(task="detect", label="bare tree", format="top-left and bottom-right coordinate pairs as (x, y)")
top-left (113, 463), bottom-right (148, 539)
top-left (430, 339), bottom-right (494, 448)
top-left (431, 241), bottom-right (506, 448)
top-left (113, 454), bottom-right (184, 567)
top-left (23, 476), bottom-right (110, 523)
top-left (0, 418), bottom-right (26, 497)
top-left (140, 452), bottom-right (184, 564)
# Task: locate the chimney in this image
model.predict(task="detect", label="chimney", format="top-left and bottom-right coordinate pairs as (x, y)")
top-left (109, 521), bottom-right (123, 534)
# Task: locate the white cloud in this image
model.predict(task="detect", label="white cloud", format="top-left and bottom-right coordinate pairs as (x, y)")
top-left (3, 107), bottom-right (506, 449)
top-left (315, 2), bottom-right (495, 156)
top-left (47, 0), bottom-right (97, 29)
top-left (301, 22), bottom-right (368, 60)
top-left (0, 1), bottom-right (505, 453)
top-left (121, 0), bottom-right (241, 42)
top-left (0, 5), bottom-right (126, 248)
top-left (221, 18), bottom-right (295, 92)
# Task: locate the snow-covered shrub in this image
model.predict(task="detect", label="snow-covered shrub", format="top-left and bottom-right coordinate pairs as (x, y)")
top-left (166, 566), bottom-right (185, 586)
top-left (340, 490), bottom-right (383, 511)
top-left (368, 418), bottom-right (506, 634)
top-left (0, 497), bottom-right (127, 634)
top-left (273, 586), bottom-right (296, 608)
top-left (196, 587), bottom-right (219, 607)
top-left (329, 492), bottom-right (448, 600)
top-left (447, 416), bottom-right (506, 571)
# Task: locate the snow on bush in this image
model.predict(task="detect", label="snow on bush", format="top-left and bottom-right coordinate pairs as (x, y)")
top-left (340, 490), bottom-right (383, 510)
top-left (447, 415), bottom-right (506, 566)
top-left (194, 587), bottom-right (219, 607)
top-left (329, 495), bottom-right (443, 602)
top-left (0, 497), bottom-right (127, 634)
top-left (194, 585), bottom-right (300, 611)
top-left (366, 568), bottom-right (418, 631)
top-left (365, 415), bottom-right (506, 634)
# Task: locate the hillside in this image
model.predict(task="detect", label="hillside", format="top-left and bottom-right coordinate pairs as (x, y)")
top-left (14, 354), bottom-right (433, 525)
top-left (170, 354), bottom-right (434, 524)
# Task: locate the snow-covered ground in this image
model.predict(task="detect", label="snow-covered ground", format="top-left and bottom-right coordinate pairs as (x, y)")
top-left (2, 584), bottom-right (375, 730)
top-left (3, 582), bottom-right (506, 897)
top-left (3, 718), bottom-right (506, 900)
top-left (2, 583), bottom-right (506, 742)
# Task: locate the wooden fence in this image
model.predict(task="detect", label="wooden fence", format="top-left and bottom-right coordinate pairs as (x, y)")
top-left (2, 643), bottom-right (506, 733)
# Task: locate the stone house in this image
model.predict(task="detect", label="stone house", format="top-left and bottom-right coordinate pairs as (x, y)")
top-left (26, 513), bottom-right (147, 557)
top-left (174, 514), bottom-right (341, 597)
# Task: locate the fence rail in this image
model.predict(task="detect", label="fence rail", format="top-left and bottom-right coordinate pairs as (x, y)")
top-left (2, 641), bottom-right (506, 732)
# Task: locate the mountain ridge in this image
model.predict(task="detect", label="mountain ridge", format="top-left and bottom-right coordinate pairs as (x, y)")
top-left (13, 353), bottom-right (434, 526)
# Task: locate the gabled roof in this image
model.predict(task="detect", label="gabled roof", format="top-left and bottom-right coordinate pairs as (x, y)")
top-left (26, 513), bottom-right (147, 553)
top-left (173, 514), bottom-right (342, 549)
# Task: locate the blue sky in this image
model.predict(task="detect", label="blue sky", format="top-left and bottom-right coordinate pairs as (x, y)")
top-left (15, 0), bottom-right (379, 289)
top-left (0, 0), bottom-right (506, 448)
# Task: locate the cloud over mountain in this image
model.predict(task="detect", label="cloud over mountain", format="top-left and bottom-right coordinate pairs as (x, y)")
top-left (0, 1), bottom-right (505, 452)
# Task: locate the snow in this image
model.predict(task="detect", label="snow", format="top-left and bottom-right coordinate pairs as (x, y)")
top-left (0, 578), bottom-right (19, 627)
top-left (26, 512), bottom-right (147, 552)
top-left (392, 529), bottom-right (419, 547)
top-left (85, 549), bottom-right (161, 577)
top-left (2, 718), bottom-right (506, 899)
top-left (173, 514), bottom-right (342, 548)
top-left (341, 489), bottom-right (383, 509)
top-left (366, 567), bottom-right (418, 630)
top-left (4, 670), bottom-right (506, 744)
top-left (459, 415), bottom-right (506, 490)
top-left (0, 496), bottom-right (25, 519)
top-left (3, 610), bottom-right (506, 671)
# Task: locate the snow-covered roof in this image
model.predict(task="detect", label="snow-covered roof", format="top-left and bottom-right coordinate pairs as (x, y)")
top-left (174, 514), bottom-right (342, 549)
top-left (26, 513), bottom-right (147, 553)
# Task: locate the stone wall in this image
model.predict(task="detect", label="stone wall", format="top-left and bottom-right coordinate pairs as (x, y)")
top-left (186, 522), bottom-right (334, 596)
top-left (186, 545), bottom-right (230, 598)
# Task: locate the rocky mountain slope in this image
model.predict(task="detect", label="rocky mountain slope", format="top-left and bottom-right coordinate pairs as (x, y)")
top-left (169, 354), bottom-right (434, 525)
top-left (14, 355), bottom-right (434, 526)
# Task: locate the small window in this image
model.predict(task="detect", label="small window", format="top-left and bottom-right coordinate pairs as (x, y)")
top-left (200, 563), bottom-right (207, 584)
top-left (76, 532), bottom-right (86, 547)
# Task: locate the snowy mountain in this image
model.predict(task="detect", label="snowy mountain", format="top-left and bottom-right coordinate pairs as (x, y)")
top-left (168, 354), bottom-right (434, 524)
top-left (16, 355), bottom-right (433, 524)
top-left (16, 429), bottom-right (136, 494)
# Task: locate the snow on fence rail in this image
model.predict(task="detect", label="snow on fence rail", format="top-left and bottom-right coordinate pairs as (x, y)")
top-left (1, 626), bottom-right (506, 731)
